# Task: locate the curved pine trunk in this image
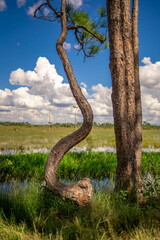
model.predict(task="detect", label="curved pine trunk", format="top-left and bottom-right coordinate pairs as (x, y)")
top-left (44, 0), bottom-right (93, 206)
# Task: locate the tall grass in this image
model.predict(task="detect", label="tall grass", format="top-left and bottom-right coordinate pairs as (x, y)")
top-left (0, 125), bottom-right (160, 152)
top-left (0, 180), bottom-right (159, 240)
top-left (0, 152), bottom-right (160, 182)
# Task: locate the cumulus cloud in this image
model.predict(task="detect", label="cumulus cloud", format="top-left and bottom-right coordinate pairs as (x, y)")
top-left (1, 56), bottom-right (160, 125)
top-left (0, 57), bottom-right (77, 123)
top-left (63, 42), bottom-right (71, 51)
top-left (67, 0), bottom-right (82, 8)
top-left (9, 57), bottom-right (75, 108)
top-left (141, 57), bottom-right (152, 65)
top-left (88, 84), bottom-right (113, 122)
top-left (140, 57), bottom-right (160, 124)
top-left (0, 0), bottom-right (7, 11)
top-left (74, 44), bottom-right (81, 50)
top-left (17, 0), bottom-right (26, 8)
top-left (140, 58), bottom-right (160, 89)
top-left (27, 0), bottom-right (43, 16)
top-left (81, 82), bottom-right (87, 89)
top-left (0, 57), bottom-right (112, 124)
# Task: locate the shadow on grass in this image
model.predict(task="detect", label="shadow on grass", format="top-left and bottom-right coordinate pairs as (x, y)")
top-left (0, 180), bottom-right (160, 240)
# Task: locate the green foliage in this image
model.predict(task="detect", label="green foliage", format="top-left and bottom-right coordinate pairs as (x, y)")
top-left (1, 121), bottom-right (160, 129)
top-left (35, 1), bottom-right (108, 59)
top-left (142, 121), bottom-right (160, 130)
top-left (0, 121), bottom-right (31, 126)
top-left (66, 4), bottom-right (108, 58)
top-left (141, 155), bottom-right (160, 200)
top-left (0, 152), bottom-right (160, 182)
top-left (0, 180), bottom-right (159, 240)
top-left (0, 153), bottom-right (47, 182)
top-left (141, 152), bottom-right (160, 176)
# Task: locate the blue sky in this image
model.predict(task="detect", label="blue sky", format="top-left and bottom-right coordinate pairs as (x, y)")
top-left (0, 0), bottom-right (160, 124)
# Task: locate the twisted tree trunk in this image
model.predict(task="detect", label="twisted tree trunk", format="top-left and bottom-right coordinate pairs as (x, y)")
top-left (44, 0), bottom-right (93, 206)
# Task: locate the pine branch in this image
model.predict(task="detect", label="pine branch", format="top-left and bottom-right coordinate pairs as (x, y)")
top-left (68, 25), bottom-right (106, 43)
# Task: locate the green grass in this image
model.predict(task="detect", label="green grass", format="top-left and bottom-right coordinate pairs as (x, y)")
top-left (0, 151), bottom-right (160, 239)
top-left (0, 152), bottom-right (160, 182)
top-left (0, 180), bottom-right (159, 240)
top-left (0, 125), bottom-right (160, 152)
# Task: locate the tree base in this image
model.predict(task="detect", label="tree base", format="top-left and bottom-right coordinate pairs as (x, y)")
top-left (47, 178), bottom-right (93, 206)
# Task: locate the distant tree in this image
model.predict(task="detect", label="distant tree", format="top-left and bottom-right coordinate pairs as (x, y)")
top-left (34, 0), bottom-right (107, 205)
top-left (107, 0), bottom-right (142, 197)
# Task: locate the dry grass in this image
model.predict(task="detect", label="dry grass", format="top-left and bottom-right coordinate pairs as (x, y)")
top-left (0, 125), bottom-right (160, 152)
top-left (0, 219), bottom-right (45, 240)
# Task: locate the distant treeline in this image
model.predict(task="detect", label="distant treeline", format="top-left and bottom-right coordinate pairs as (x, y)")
top-left (0, 121), bottom-right (160, 129)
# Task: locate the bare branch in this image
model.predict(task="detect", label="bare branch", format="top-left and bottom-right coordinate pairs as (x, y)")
top-left (47, 0), bottom-right (62, 18)
top-left (34, 2), bottom-right (48, 18)
top-left (34, 0), bottom-right (62, 21)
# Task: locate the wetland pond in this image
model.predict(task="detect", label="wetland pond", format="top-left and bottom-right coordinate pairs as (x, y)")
top-left (1, 147), bottom-right (160, 155)
top-left (0, 178), bottom-right (114, 196)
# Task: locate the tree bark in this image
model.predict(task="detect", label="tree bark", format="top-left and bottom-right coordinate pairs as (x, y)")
top-left (132, 0), bottom-right (142, 189)
top-left (107, 0), bottom-right (142, 193)
top-left (44, 0), bottom-right (93, 206)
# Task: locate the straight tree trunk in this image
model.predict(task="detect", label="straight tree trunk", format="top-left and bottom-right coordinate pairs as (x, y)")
top-left (107, 0), bottom-right (142, 193)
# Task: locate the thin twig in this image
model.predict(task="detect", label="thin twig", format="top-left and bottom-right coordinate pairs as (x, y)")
top-left (34, 2), bottom-right (48, 18)
top-left (68, 25), bottom-right (105, 43)
top-left (47, 0), bottom-right (62, 17)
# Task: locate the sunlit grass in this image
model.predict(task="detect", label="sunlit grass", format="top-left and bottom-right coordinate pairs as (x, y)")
top-left (0, 180), bottom-right (159, 240)
top-left (0, 152), bottom-right (159, 182)
top-left (0, 125), bottom-right (160, 152)
top-left (142, 129), bottom-right (160, 149)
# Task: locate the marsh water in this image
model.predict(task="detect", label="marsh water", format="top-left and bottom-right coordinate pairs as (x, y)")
top-left (0, 178), bottom-right (114, 196)
top-left (0, 146), bottom-right (160, 155)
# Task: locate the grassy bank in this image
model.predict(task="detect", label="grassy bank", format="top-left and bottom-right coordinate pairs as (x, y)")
top-left (0, 151), bottom-right (160, 239)
top-left (0, 152), bottom-right (160, 182)
top-left (0, 125), bottom-right (160, 152)
top-left (0, 180), bottom-right (160, 240)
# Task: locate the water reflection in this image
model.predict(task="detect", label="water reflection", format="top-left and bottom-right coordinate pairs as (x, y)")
top-left (0, 178), bottom-right (114, 195)
top-left (0, 181), bottom-right (28, 195)
top-left (1, 147), bottom-right (160, 155)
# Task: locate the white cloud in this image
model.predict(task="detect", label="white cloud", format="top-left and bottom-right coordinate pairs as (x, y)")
top-left (140, 57), bottom-right (160, 124)
top-left (141, 57), bottom-right (152, 65)
top-left (9, 57), bottom-right (74, 108)
top-left (140, 58), bottom-right (160, 89)
top-left (89, 84), bottom-right (112, 122)
top-left (43, 7), bottom-right (50, 16)
top-left (0, 57), bottom-right (112, 124)
top-left (0, 0), bottom-right (7, 11)
top-left (1, 56), bottom-right (160, 125)
top-left (63, 42), bottom-right (71, 51)
top-left (74, 44), bottom-right (81, 50)
top-left (17, 0), bottom-right (26, 8)
top-left (67, 0), bottom-right (82, 8)
top-left (27, 0), bottom-right (43, 16)
top-left (0, 87), bottom-right (49, 109)
top-left (81, 82), bottom-right (87, 89)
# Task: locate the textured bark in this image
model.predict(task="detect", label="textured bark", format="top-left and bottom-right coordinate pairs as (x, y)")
top-left (44, 0), bottom-right (93, 206)
top-left (107, 0), bottom-right (142, 192)
top-left (132, 0), bottom-right (142, 188)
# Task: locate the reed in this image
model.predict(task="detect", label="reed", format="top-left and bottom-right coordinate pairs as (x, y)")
top-left (0, 152), bottom-right (159, 182)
